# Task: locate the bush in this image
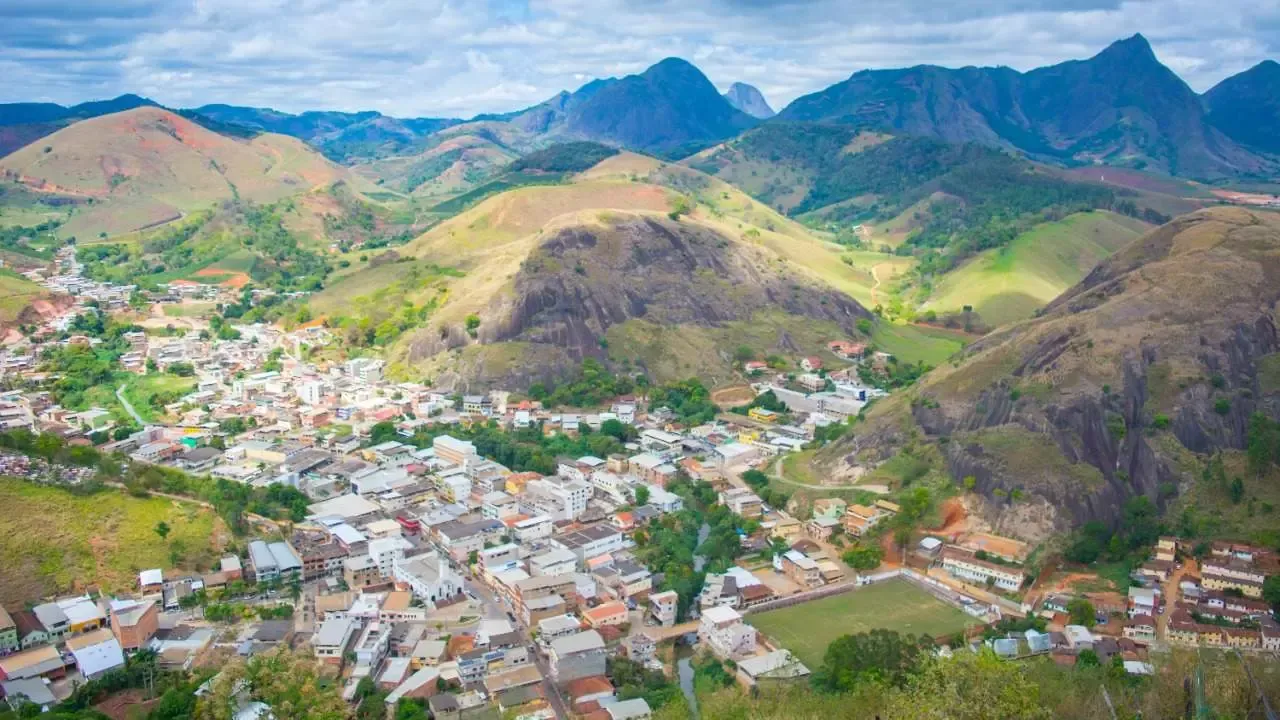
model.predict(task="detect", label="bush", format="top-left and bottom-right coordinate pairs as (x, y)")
top-left (1214, 398), bottom-right (1231, 415)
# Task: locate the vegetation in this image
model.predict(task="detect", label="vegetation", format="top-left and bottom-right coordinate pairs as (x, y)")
top-left (749, 579), bottom-right (971, 668)
top-left (528, 358), bottom-right (640, 408)
top-left (195, 647), bottom-right (348, 720)
top-left (507, 142), bottom-right (619, 173)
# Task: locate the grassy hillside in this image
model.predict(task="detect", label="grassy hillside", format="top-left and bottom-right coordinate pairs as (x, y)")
top-left (0, 107), bottom-right (371, 238)
top-left (352, 132), bottom-right (519, 202)
top-left (0, 270), bottom-right (50, 326)
top-left (0, 477), bottom-right (225, 607)
top-left (924, 211), bottom-right (1150, 327)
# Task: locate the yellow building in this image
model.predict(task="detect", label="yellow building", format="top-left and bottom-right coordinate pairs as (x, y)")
top-left (748, 407), bottom-right (778, 424)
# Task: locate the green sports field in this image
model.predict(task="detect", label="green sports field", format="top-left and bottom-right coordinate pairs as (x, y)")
top-left (749, 578), bottom-right (974, 668)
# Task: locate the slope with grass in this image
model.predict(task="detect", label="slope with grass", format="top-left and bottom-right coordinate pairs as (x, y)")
top-left (0, 270), bottom-right (55, 328)
top-left (0, 477), bottom-right (225, 607)
top-left (923, 211), bottom-right (1150, 327)
top-left (818, 207), bottom-right (1280, 540)
top-left (352, 132), bottom-right (520, 202)
top-left (0, 106), bottom-right (371, 238)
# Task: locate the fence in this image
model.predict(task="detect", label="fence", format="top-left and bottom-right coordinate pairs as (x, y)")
top-left (744, 567), bottom-right (999, 625)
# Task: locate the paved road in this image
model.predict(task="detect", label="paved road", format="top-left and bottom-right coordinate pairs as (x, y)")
top-left (465, 575), bottom-right (569, 719)
top-left (116, 383), bottom-right (146, 425)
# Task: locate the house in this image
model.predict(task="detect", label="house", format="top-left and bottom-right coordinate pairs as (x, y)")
top-left (1123, 615), bottom-right (1156, 644)
top-left (549, 630), bottom-right (607, 684)
top-left (65, 628), bottom-right (125, 680)
top-left (699, 606), bottom-right (755, 659)
top-left (748, 407), bottom-right (778, 423)
top-left (139, 569), bottom-right (165, 595)
top-left (781, 551), bottom-right (823, 589)
top-left (109, 599), bottom-right (158, 652)
top-left (718, 487), bottom-right (762, 518)
top-left (800, 357), bottom-right (823, 372)
top-left (628, 632), bottom-right (657, 665)
top-left (583, 601), bottom-right (629, 629)
top-left (606, 698), bottom-right (652, 720)
top-left (1, 678), bottom-right (55, 712)
top-left (806, 516), bottom-right (840, 542)
top-left (649, 590), bottom-right (678, 627)
top-left (314, 616), bottom-right (359, 665)
top-left (0, 607), bottom-right (16, 654)
top-left (0, 645), bottom-right (64, 681)
top-left (735, 649), bottom-right (810, 688)
top-left (842, 504), bottom-right (884, 537)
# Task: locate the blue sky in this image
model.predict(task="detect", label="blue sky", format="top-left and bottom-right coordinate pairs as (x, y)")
top-left (2, 0), bottom-right (1277, 117)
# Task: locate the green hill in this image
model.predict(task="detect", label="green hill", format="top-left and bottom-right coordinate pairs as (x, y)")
top-left (924, 211), bottom-right (1150, 327)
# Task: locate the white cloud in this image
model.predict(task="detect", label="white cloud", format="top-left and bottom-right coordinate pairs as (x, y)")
top-left (0, 0), bottom-right (1274, 117)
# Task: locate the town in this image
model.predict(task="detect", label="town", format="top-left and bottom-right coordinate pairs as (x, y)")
top-left (0, 248), bottom-right (1277, 719)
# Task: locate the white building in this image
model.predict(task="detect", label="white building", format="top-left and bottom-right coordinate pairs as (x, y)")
top-left (392, 553), bottom-right (462, 604)
top-left (526, 477), bottom-right (591, 521)
top-left (368, 537), bottom-right (412, 578)
top-left (698, 605), bottom-right (756, 659)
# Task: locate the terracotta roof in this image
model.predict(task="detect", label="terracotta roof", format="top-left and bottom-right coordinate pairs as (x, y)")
top-left (565, 675), bottom-right (614, 700)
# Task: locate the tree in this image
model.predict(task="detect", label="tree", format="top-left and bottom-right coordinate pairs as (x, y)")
top-left (1263, 575), bottom-right (1280, 614)
top-left (634, 485), bottom-right (650, 506)
top-left (1229, 476), bottom-right (1245, 504)
top-left (154, 521), bottom-right (171, 541)
top-left (814, 629), bottom-right (924, 691)
top-left (1066, 598), bottom-right (1096, 628)
top-left (733, 345), bottom-right (755, 362)
top-left (195, 647), bottom-right (348, 720)
top-left (1076, 649), bottom-right (1101, 668)
top-left (883, 650), bottom-right (1053, 720)
top-left (467, 550), bottom-right (478, 566)
top-left (841, 544), bottom-right (884, 571)
top-left (741, 469), bottom-right (769, 490)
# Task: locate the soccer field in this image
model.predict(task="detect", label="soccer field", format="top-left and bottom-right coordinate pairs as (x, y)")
top-left (749, 579), bottom-right (974, 668)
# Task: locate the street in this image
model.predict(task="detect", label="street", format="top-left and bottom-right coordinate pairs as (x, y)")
top-left (463, 574), bottom-right (570, 719)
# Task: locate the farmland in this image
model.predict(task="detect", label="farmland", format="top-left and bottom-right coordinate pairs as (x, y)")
top-left (750, 579), bottom-right (973, 668)
top-left (0, 476), bottom-right (225, 607)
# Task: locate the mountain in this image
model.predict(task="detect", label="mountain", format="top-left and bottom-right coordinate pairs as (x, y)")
top-left (816, 207), bottom-right (1280, 539)
top-left (723, 82), bottom-right (775, 119)
top-left (502, 58), bottom-right (759, 155)
top-left (0, 94), bottom-right (160, 157)
top-left (779, 35), bottom-right (1274, 179)
top-left (0, 106), bottom-right (360, 238)
top-left (1204, 60), bottom-right (1280, 154)
top-left (189, 105), bottom-right (461, 162)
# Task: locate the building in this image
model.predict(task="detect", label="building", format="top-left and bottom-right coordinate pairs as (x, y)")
top-left (0, 645), bottom-right (64, 682)
top-left (735, 650), bottom-right (810, 688)
top-left (698, 606), bottom-right (755, 659)
top-left (552, 525), bottom-right (626, 564)
top-left (529, 548), bottom-right (578, 578)
top-left (548, 630), bottom-right (607, 684)
top-left (781, 551), bottom-right (822, 589)
top-left (940, 548), bottom-right (1026, 591)
top-left (583, 601), bottom-right (629, 628)
top-left (0, 608), bottom-right (16, 654)
top-left (246, 540), bottom-right (302, 582)
top-left (344, 555), bottom-right (383, 589)
top-left (108, 600), bottom-right (158, 652)
top-left (1123, 615), bottom-right (1156, 644)
top-left (393, 553), bottom-right (462, 604)
top-left (538, 615), bottom-right (585, 646)
top-left (314, 616), bottom-right (359, 665)
top-left (65, 628), bottom-right (125, 680)
top-left (718, 488), bottom-right (763, 518)
top-left (526, 477), bottom-right (591, 521)
top-left (649, 590), bottom-right (678, 627)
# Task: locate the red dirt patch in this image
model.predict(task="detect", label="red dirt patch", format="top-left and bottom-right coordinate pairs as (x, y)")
top-left (930, 496), bottom-right (969, 538)
top-left (94, 689), bottom-right (159, 720)
top-left (711, 384), bottom-right (756, 406)
top-left (194, 267), bottom-right (252, 288)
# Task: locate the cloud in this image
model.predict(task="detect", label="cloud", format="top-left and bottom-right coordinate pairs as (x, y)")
top-left (0, 0), bottom-right (1275, 117)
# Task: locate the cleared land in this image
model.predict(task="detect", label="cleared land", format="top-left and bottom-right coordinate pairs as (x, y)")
top-left (750, 578), bottom-right (973, 668)
top-left (924, 211), bottom-right (1148, 327)
top-left (871, 322), bottom-right (967, 366)
top-left (0, 477), bottom-right (224, 607)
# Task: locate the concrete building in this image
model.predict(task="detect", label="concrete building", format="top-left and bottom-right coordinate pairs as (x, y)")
top-left (314, 616), bottom-right (359, 665)
top-left (699, 605), bottom-right (755, 659)
top-left (548, 630), bottom-right (606, 684)
top-left (393, 553), bottom-right (462, 604)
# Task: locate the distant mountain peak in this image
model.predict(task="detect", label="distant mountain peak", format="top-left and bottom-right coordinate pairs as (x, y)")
top-left (1093, 33), bottom-right (1158, 64)
top-left (723, 82), bottom-right (775, 119)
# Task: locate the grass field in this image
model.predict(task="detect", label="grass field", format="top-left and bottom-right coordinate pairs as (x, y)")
top-left (750, 579), bottom-right (973, 668)
top-left (871, 322), bottom-right (967, 366)
top-left (0, 477), bottom-right (225, 607)
top-left (924, 211), bottom-right (1148, 327)
top-left (121, 374), bottom-right (197, 423)
top-left (0, 270), bottom-right (48, 325)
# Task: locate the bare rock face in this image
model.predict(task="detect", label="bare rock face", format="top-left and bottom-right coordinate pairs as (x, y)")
top-left (723, 82), bottom-right (776, 120)
top-left (821, 207), bottom-right (1280, 535)
top-left (406, 214), bottom-right (870, 388)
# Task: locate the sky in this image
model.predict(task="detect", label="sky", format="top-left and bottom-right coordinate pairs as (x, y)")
top-left (2, 0), bottom-right (1277, 118)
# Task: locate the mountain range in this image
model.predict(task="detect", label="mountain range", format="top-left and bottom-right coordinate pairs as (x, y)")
top-left (2, 35), bottom-right (1274, 180)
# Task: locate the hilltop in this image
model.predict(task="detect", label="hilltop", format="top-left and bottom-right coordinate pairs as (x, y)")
top-left (817, 207), bottom-right (1280, 540)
